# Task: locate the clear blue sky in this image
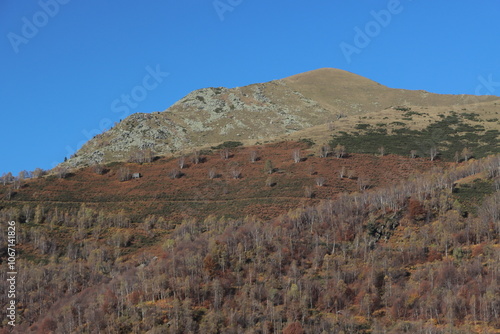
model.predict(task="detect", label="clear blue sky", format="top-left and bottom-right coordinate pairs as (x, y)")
top-left (1, 1), bottom-right (499, 176)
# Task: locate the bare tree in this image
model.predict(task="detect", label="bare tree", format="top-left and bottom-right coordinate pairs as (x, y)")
top-left (18, 170), bottom-right (28, 180)
top-left (339, 166), bottom-right (346, 178)
top-left (358, 177), bottom-right (370, 191)
top-left (378, 146), bottom-right (385, 157)
top-left (169, 169), bottom-right (182, 179)
top-left (304, 186), bottom-right (313, 198)
top-left (178, 156), bottom-right (186, 169)
top-left (347, 169), bottom-right (355, 179)
top-left (220, 148), bottom-right (229, 160)
top-left (454, 151), bottom-right (460, 163)
top-left (265, 176), bottom-right (274, 187)
top-left (319, 145), bottom-right (331, 158)
top-left (129, 148), bottom-right (155, 164)
top-left (462, 147), bottom-right (473, 162)
top-left (264, 160), bottom-right (274, 174)
top-left (249, 150), bottom-right (258, 163)
top-left (315, 177), bottom-right (326, 187)
top-left (208, 168), bottom-right (217, 179)
top-left (429, 147), bottom-right (438, 161)
top-left (230, 167), bottom-right (242, 179)
top-left (119, 167), bottom-right (131, 181)
top-left (191, 151), bottom-right (201, 164)
top-left (410, 150), bottom-right (418, 159)
top-left (292, 149), bottom-right (301, 163)
top-left (54, 166), bottom-right (69, 179)
top-left (32, 168), bottom-right (45, 179)
top-left (334, 144), bottom-right (346, 158)
top-left (4, 187), bottom-right (12, 200)
top-left (13, 178), bottom-right (21, 190)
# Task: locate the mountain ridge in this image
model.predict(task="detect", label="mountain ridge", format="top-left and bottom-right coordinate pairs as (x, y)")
top-left (64, 68), bottom-right (500, 169)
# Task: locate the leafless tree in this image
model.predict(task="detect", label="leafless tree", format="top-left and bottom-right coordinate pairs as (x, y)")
top-left (208, 167), bottom-right (217, 179)
top-left (358, 177), bottom-right (370, 191)
top-left (191, 151), bottom-right (201, 164)
top-left (378, 146), bottom-right (385, 157)
top-left (265, 176), bottom-right (274, 187)
top-left (54, 166), bottom-right (69, 179)
top-left (129, 148), bottom-right (155, 164)
top-left (304, 186), bottom-right (313, 198)
top-left (4, 187), bottom-right (12, 200)
top-left (429, 147), bottom-right (438, 161)
top-left (462, 147), bottom-right (473, 162)
top-left (315, 177), bottom-right (326, 187)
top-left (13, 178), bottom-right (21, 190)
top-left (119, 167), bottom-right (131, 181)
top-left (249, 150), bottom-right (258, 163)
top-left (339, 166), bottom-right (346, 178)
top-left (292, 149), bottom-right (301, 163)
top-left (347, 169), bottom-right (355, 179)
top-left (230, 167), bottom-right (242, 179)
top-left (220, 148), bottom-right (229, 160)
top-left (169, 169), bottom-right (182, 179)
top-left (410, 150), bottom-right (418, 159)
top-left (18, 170), bottom-right (28, 180)
top-left (264, 160), bottom-right (274, 174)
top-left (319, 145), bottom-right (331, 158)
top-left (334, 144), bottom-right (346, 158)
top-left (178, 156), bottom-right (186, 169)
top-left (32, 168), bottom-right (45, 179)
top-left (454, 151), bottom-right (460, 163)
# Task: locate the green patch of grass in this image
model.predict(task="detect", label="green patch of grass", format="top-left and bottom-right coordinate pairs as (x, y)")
top-left (212, 141), bottom-right (244, 149)
top-left (298, 138), bottom-right (315, 147)
top-left (403, 111), bottom-right (424, 117)
top-left (330, 115), bottom-right (500, 160)
top-left (460, 112), bottom-right (480, 121)
top-left (355, 123), bottom-right (370, 130)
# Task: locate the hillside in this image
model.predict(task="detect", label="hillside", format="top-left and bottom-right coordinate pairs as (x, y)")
top-left (1, 141), bottom-right (500, 333)
top-left (1, 68), bottom-right (500, 333)
top-left (64, 68), bottom-right (500, 168)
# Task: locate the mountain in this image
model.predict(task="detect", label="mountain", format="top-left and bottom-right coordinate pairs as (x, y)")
top-left (65, 68), bottom-right (500, 168)
top-left (1, 68), bottom-right (500, 333)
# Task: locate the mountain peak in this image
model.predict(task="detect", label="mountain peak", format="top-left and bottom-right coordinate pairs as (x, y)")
top-left (63, 69), bottom-right (500, 168)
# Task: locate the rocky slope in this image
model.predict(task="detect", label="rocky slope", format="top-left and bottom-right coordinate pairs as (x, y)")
top-left (65, 68), bottom-right (499, 168)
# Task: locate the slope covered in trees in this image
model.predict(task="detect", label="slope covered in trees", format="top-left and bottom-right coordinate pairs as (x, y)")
top-left (0, 147), bottom-right (499, 333)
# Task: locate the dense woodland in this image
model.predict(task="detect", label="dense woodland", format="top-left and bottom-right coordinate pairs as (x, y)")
top-left (0, 152), bottom-right (499, 333)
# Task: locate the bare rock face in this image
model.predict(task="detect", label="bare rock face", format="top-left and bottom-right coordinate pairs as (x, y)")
top-left (64, 68), bottom-right (498, 168)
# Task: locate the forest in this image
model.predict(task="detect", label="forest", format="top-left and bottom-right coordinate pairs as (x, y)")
top-left (0, 151), bottom-right (499, 333)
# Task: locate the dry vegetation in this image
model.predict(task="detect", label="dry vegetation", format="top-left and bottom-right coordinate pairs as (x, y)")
top-left (1, 141), bottom-right (499, 333)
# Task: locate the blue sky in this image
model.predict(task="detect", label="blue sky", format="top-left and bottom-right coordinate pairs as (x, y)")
top-left (1, 1), bottom-right (499, 176)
